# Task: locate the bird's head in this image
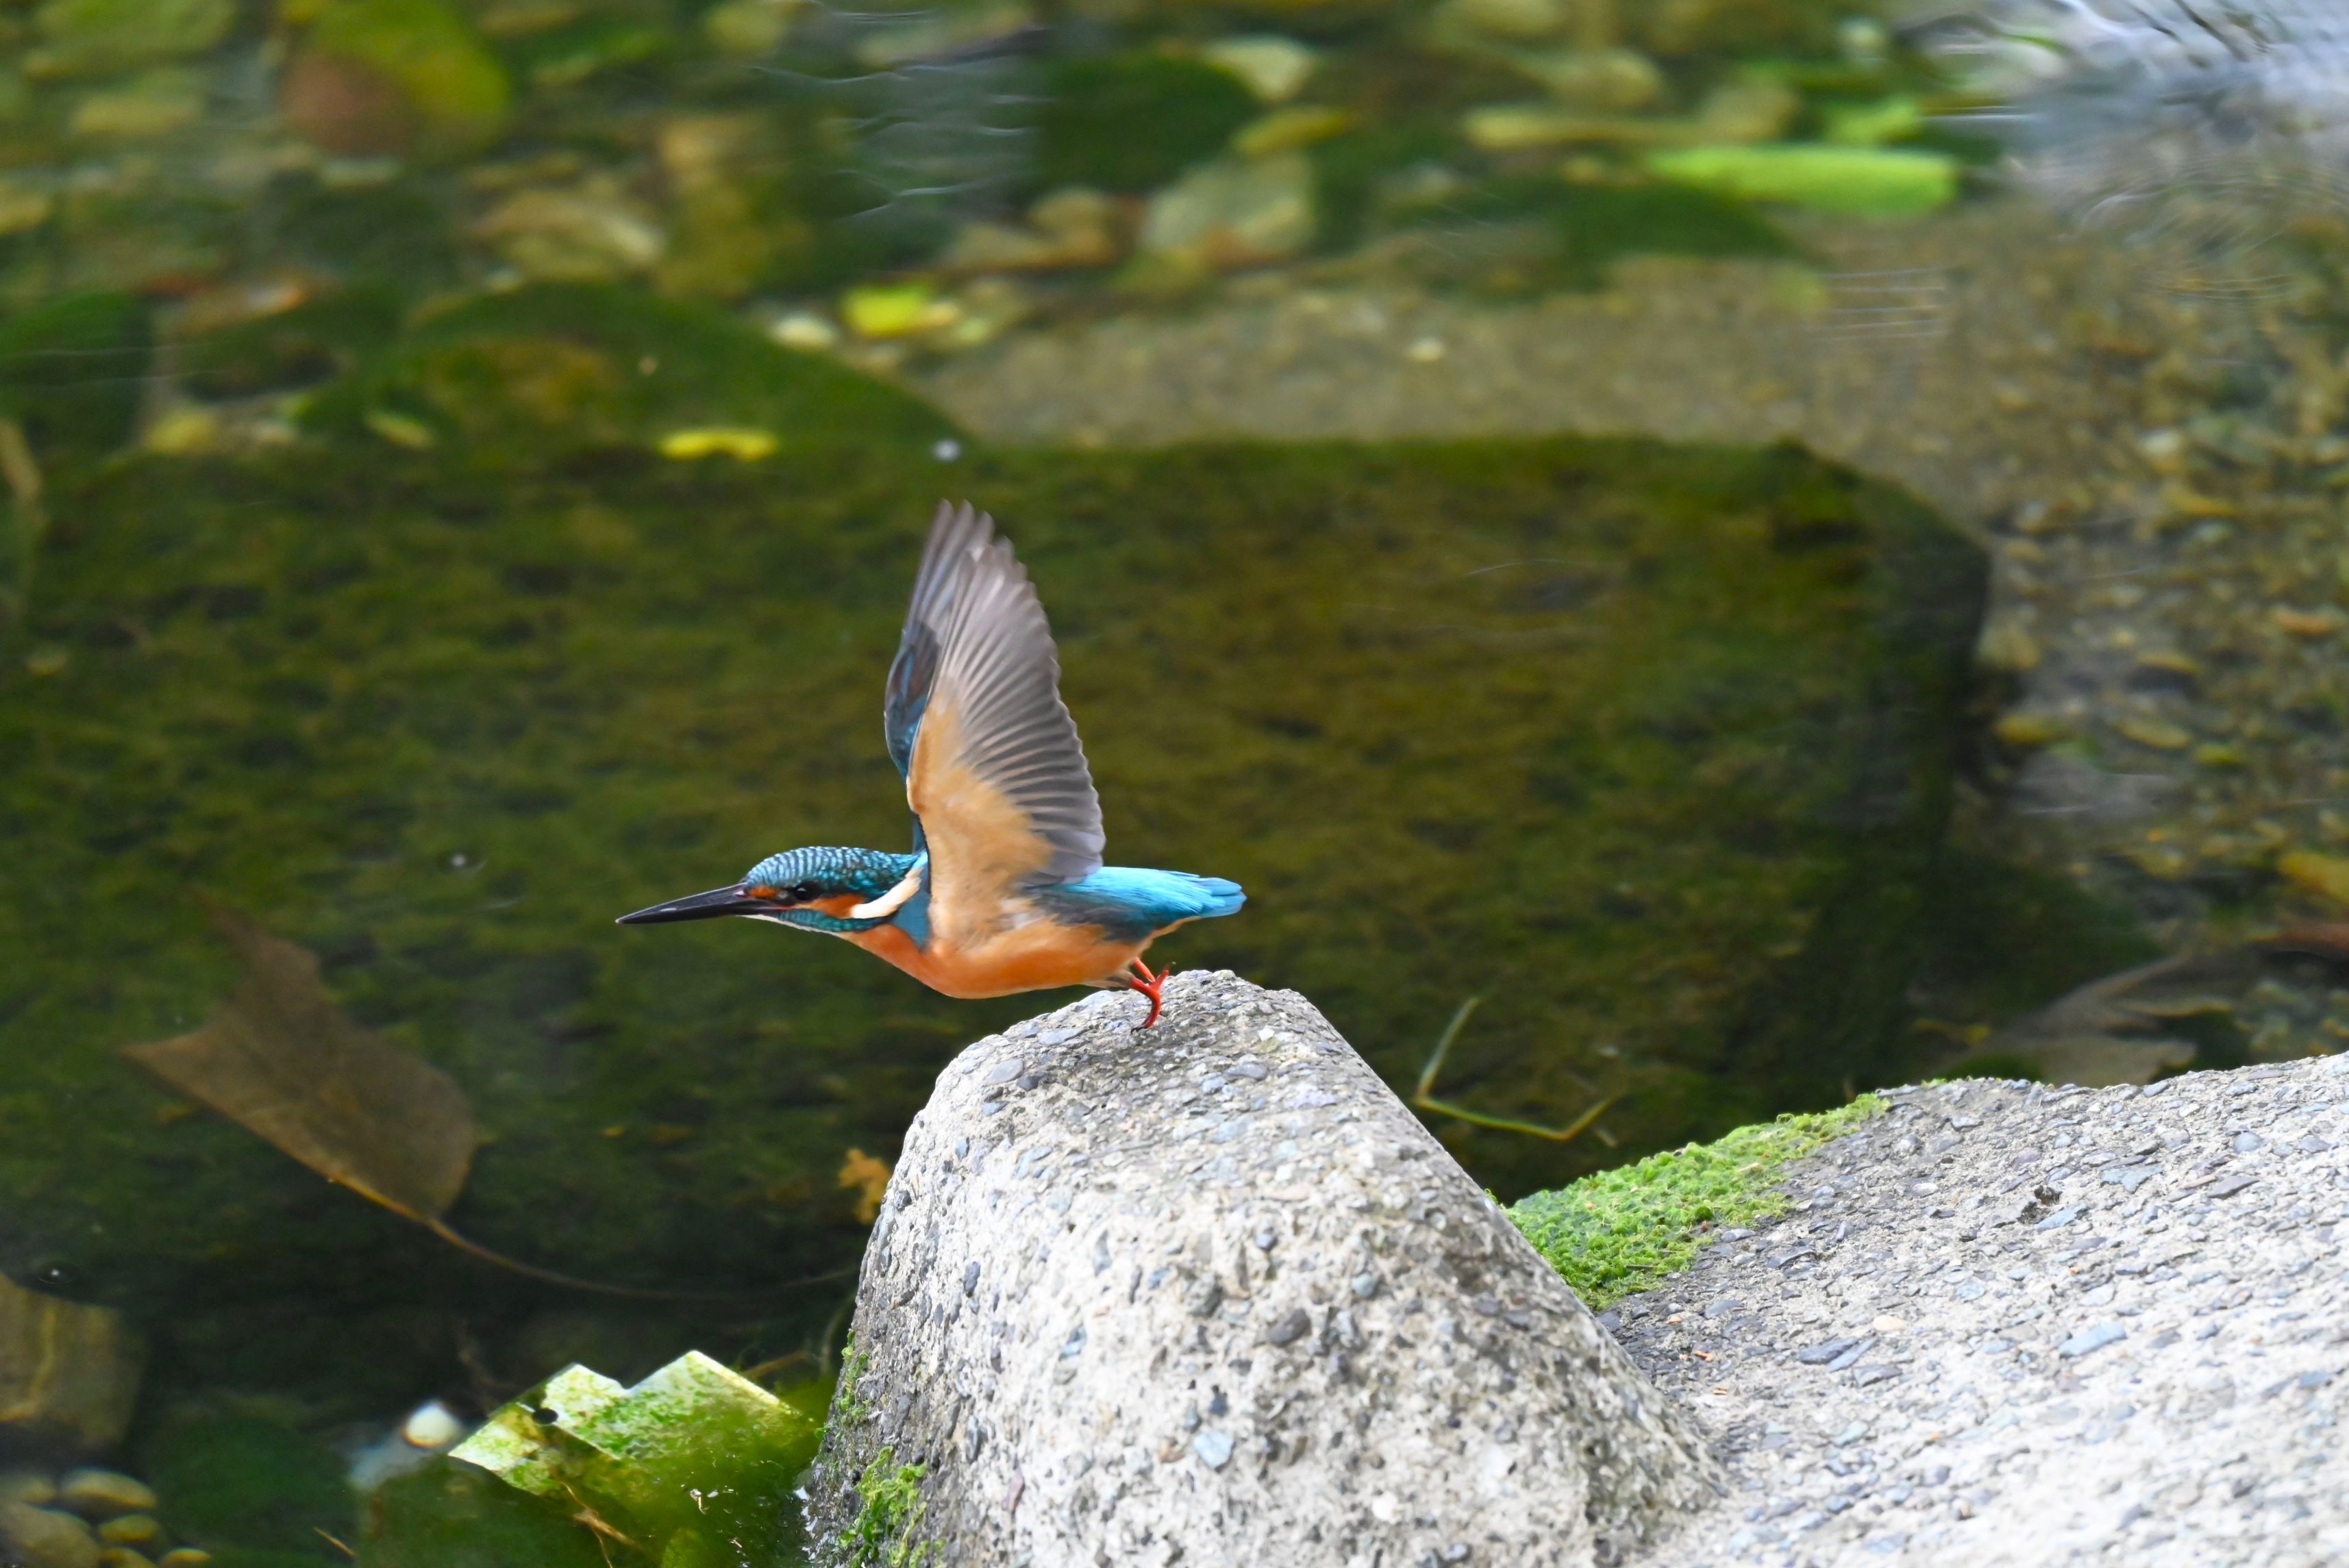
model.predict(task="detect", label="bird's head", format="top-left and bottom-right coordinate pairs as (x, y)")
top-left (617, 847), bottom-right (924, 934)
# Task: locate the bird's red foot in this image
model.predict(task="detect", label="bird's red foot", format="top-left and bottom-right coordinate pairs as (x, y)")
top-left (1128, 958), bottom-right (1167, 1028)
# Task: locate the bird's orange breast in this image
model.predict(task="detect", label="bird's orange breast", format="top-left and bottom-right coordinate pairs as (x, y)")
top-left (841, 919), bottom-right (1145, 1000)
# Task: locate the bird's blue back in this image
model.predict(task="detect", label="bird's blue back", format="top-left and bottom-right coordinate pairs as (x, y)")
top-left (1036, 867), bottom-right (1245, 944)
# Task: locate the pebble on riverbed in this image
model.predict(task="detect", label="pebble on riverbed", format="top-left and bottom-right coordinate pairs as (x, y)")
top-left (0, 1467), bottom-right (188, 1568)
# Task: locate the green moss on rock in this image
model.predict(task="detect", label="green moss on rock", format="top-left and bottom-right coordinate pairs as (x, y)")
top-left (843, 1447), bottom-right (930, 1568)
top-left (0, 290), bottom-right (151, 463)
top-left (361, 1458), bottom-right (610, 1568)
top-left (446, 1352), bottom-right (819, 1566)
top-left (304, 281), bottom-right (957, 455)
top-left (138, 1410), bottom-right (350, 1559)
top-left (1509, 1095), bottom-right (1883, 1308)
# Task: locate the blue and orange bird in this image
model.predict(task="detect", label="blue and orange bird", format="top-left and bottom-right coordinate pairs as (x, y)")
top-left (617, 501), bottom-right (1245, 1026)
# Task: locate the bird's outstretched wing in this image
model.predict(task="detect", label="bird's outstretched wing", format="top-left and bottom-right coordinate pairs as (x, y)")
top-left (884, 502), bottom-right (1105, 934)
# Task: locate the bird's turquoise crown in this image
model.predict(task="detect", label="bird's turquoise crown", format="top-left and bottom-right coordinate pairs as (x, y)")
top-left (741, 847), bottom-right (921, 932)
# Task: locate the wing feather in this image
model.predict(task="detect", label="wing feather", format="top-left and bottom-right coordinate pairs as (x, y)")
top-left (888, 503), bottom-right (1105, 936)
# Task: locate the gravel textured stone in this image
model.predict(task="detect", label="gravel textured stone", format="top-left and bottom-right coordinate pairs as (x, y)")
top-left (801, 972), bottom-right (1719, 1567)
top-left (1613, 1054), bottom-right (2349, 1567)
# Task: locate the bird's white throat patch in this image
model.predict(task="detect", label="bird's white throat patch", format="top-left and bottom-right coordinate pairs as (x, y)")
top-left (849, 859), bottom-right (926, 921)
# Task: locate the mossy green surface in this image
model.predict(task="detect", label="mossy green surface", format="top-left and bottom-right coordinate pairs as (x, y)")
top-left (842, 1447), bottom-right (929, 1568)
top-left (360, 1459), bottom-right (610, 1568)
top-left (0, 290), bottom-right (151, 463)
top-left (1032, 54), bottom-right (1260, 195)
top-left (138, 1410), bottom-right (350, 1560)
top-left (0, 278), bottom-right (2033, 1430)
top-left (303, 282), bottom-right (957, 454)
top-left (1508, 1095), bottom-right (1885, 1308)
top-left (447, 1352), bottom-right (819, 1566)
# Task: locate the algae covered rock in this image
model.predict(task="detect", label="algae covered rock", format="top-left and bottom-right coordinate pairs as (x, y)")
top-left (136, 1410), bottom-right (349, 1558)
top-left (0, 1502), bottom-right (99, 1568)
top-left (362, 1459), bottom-right (608, 1568)
top-left (305, 281), bottom-right (957, 454)
top-left (0, 292), bottom-right (151, 466)
top-left (803, 973), bottom-right (1719, 1566)
top-left (443, 1351), bottom-right (819, 1565)
top-left (0, 416), bottom-right (1979, 1419)
top-left (1034, 53), bottom-right (1259, 194)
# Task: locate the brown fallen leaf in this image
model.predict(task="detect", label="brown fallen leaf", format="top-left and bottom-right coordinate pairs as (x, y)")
top-left (1951, 947), bottom-right (2263, 1087)
top-left (838, 1147), bottom-right (892, 1225)
top-left (123, 903), bottom-right (477, 1228)
top-left (2254, 924), bottom-right (2349, 964)
top-left (126, 904), bottom-right (851, 1302)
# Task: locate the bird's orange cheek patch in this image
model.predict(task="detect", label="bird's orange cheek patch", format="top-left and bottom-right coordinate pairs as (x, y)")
top-left (808, 894), bottom-right (865, 917)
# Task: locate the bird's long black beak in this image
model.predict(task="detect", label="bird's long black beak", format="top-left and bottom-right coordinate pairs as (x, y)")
top-left (616, 884), bottom-right (771, 925)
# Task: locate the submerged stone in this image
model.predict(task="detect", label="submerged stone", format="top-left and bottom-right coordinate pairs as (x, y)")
top-left (0, 1503), bottom-right (98, 1568)
top-left (361, 1459), bottom-right (606, 1568)
top-left (303, 280), bottom-right (957, 452)
top-left (55, 1471), bottom-right (155, 1519)
top-left (1137, 151), bottom-right (1317, 269)
top-left (449, 1352), bottom-right (819, 1565)
top-left (0, 1273), bottom-right (144, 1456)
top-left (1034, 53), bottom-right (1259, 194)
top-left (138, 1414), bottom-right (348, 1557)
top-left (27, 0), bottom-right (231, 79)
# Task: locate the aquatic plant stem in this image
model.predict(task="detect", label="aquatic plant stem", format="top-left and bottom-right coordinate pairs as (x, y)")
top-left (1413, 995), bottom-right (1621, 1143)
top-left (423, 1215), bottom-right (856, 1304)
top-left (0, 416), bottom-right (45, 630)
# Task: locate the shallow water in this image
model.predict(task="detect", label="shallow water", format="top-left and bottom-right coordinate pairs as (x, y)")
top-left (3, 0), bottom-right (2348, 1559)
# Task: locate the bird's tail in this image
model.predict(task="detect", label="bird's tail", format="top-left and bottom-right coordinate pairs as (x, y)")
top-left (1180, 875), bottom-right (1247, 920)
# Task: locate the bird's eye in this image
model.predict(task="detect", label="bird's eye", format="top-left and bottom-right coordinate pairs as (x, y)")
top-left (786, 881), bottom-right (821, 902)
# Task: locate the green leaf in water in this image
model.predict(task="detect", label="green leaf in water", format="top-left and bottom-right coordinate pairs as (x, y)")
top-left (1647, 143), bottom-right (1959, 216)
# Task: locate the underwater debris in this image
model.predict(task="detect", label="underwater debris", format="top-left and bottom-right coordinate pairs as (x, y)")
top-left (448, 1351), bottom-right (820, 1565)
top-left (121, 905), bottom-right (841, 1302)
top-left (1948, 949), bottom-right (2259, 1086)
top-left (656, 426), bottom-right (778, 460)
top-left (122, 903), bottom-right (481, 1239)
top-left (836, 1148), bottom-right (891, 1223)
top-left (1413, 995), bottom-right (1619, 1145)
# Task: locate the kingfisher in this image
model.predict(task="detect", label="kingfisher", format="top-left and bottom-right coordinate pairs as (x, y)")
top-left (617, 501), bottom-right (1245, 1027)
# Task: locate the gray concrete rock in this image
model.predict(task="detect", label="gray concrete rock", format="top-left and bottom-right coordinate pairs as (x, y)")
top-left (1613, 1054), bottom-right (2349, 1565)
top-left (803, 972), bottom-right (1719, 1567)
